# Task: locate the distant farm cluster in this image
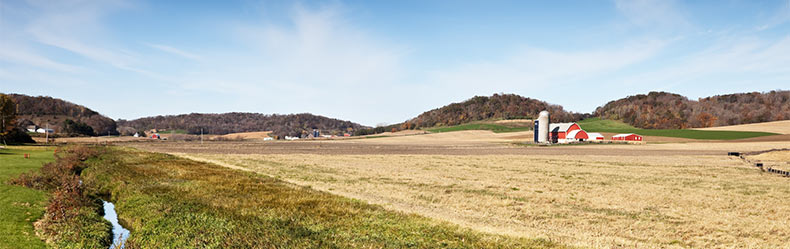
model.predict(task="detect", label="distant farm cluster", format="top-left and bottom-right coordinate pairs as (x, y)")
top-left (534, 111), bottom-right (642, 144)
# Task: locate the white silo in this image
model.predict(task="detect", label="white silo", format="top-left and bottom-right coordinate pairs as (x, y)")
top-left (537, 111), bottom-right (549, 143)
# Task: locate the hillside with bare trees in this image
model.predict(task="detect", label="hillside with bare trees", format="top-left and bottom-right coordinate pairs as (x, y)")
top-left (8, 94), bottom-right (118, 135)
top-left (595, 91), bottom-right (790, 129)
top-left (405, 93), bottom-right (584, 128)
top-left (117, 113), bottom-right (367, 138)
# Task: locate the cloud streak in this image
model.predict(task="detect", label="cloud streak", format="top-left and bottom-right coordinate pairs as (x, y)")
top-left (146, 43), bottom-right (203, 61)
top-left (614, 0), bottom-right (691, 31)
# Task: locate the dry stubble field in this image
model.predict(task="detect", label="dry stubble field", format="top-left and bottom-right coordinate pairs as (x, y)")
top-left (126, 134), bottom-right (790, 248)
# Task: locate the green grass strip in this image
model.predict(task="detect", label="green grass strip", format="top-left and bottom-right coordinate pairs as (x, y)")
top-left (577, 118), bottom-right (777, 140)
top-left (0, 146), bottom-right (55, 249)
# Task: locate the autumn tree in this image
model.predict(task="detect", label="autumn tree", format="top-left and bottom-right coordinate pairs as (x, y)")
top-left (0, 94), bottom-right (34, 144)
top-left (1, 94), bottom-right (17, 138)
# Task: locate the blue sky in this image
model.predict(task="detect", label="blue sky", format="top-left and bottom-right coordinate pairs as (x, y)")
top-left (1, 0), bottom-right (789, 126)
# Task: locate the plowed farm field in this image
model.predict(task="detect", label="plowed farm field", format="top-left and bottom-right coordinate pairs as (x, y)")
top-left (124, 134), bottom-right (790, 248)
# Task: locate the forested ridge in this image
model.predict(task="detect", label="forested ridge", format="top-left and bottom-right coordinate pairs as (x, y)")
top-left (117, 113), bottom-right (367, 137)
top-left (8, 94), bottom-right (117, 135)
top-left (8, 90), bottom-right (790, 138)
top-left (405, 93), bottom-right (584, 128)
top-left (595, 91), bottom-right (790, 129)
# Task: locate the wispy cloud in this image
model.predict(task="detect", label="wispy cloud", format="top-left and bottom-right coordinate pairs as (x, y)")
top-left (756, 0), bottom-right (790, 31)
top-left (228, 4), bottom-right (406, 88)
top-left (614, 0), bottom-right (690, 31)
top-left (614, 35), bottom-right (790, 92)
top-left (166, 4), bottom-right (410, 124)
top-left (21, 0), bottom-right (155, 75)
top-left (145, 43), bottom-right (203, 61)
top-left (425, 39), bottom-right (668, 106)
top-left (0, 42), bottom-right (82, 73)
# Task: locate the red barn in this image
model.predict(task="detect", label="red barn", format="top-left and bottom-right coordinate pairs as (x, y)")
top-left (612, 133), bottom-right (643, 141)
top-left (565, 130), bottom-right (589, 142)
top-left (549, 123), bottom-right (581, 143)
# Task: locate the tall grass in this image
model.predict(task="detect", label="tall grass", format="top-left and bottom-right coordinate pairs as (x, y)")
top-left (79, 147), bottom-right (565, 248)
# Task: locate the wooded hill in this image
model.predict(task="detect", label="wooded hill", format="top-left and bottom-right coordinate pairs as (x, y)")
top-left (405, 93), bottom-right (584, 128)
top-left (117, 113), bottom-right (368, 138)
top-left (8, 94), bottom-right (118, 135)
top-left (595, 91), bottom-right (790, 129)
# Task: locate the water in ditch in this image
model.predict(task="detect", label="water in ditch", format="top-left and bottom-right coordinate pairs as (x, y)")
top-left (102, 200), bottom-right (130, 249)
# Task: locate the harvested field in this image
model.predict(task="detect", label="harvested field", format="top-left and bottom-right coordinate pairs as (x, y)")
top-left (745, 150), bottom-right (790, 171)
top-left (215, 131), bottom-right (272, 140)
top-left (126, 136), bottom-right (790, 248)
top-left (34, 136), bottom-right (147, 144)
top-left (126, 140), bottom-right (731, 156)
top-left (170, 152), bottom-right (790, 248)
top-left (494, 119), bottom-right (533, 124)
top-left (694, 120), bottom-right (790, 134)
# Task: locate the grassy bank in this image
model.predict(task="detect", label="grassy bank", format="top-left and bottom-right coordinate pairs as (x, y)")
top-left (427, 123), bottom-right (531, 133)
top-left (577, 118), bottom-right (777, 140)
top-left (0, 146), bottom-right (54, 249)
top-left (80, 147), bottom-right (564, 248)
top-left (8, 146), bottom-right (113, 249)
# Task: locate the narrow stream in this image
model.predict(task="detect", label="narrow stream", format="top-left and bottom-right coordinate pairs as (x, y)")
top-left (102, 200), bottom-right (130, 249)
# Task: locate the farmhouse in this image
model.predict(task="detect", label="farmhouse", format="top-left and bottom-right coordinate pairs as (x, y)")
top-left (612, 133), bottom-right (643, 141)
top-left (587, 132), bottom-right (604, 141)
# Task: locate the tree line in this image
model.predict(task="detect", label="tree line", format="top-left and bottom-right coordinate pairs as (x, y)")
top-left (9, 94), bottom-right (118, 135)
top-left (595, 90), bottom-right (790, 129)
top-left (117, 112), bottom-right (367, 138)
top-left (405, 93), bottom-right (584, 128)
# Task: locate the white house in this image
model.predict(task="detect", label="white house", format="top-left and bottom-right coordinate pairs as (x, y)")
top-left (36, 128), bottom-right (54, 134)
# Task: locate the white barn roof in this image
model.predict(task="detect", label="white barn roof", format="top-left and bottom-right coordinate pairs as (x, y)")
top-left (613, 133), bottom-right (637, 137)
top-left (587, 132), bottom-right (604, 138)
top-left (549, 123), bottom-right (576, 133)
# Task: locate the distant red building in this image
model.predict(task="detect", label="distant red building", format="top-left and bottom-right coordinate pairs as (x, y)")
top-left (612, 133), bottom-right (643, 141)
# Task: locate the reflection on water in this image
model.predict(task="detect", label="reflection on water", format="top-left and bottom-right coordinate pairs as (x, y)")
top-left (102, 200), bottom-right (130, 249)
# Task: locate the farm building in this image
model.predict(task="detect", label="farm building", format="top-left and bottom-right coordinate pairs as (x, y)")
top-left (565, 130), bottom-right (589, 143)
top-left (534, 111), bottom-right (602, 144)
top-left (36, 128), bottom-right (54, 134)
top-left (587, 132), bottom-right (604, 141)
top-left (612, 133), bottom-right (643, 141)
top-left (548, 123), bottom-right (582, 143)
